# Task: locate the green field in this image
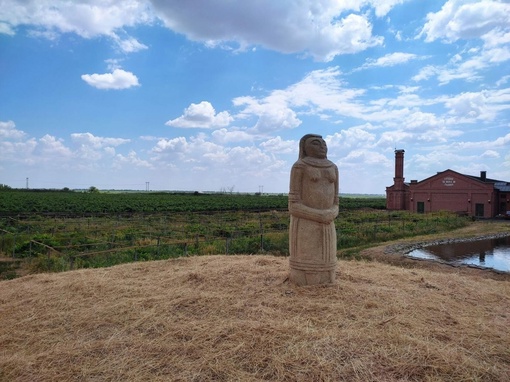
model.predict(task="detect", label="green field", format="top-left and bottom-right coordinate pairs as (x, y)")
top-left (0, 189), bottom-right (388, 214)
top-left (0, 190), bottom-right (469, 278)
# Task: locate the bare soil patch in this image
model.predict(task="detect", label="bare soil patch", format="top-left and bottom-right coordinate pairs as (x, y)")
top-left (1, 221), bottom-right (509, 381)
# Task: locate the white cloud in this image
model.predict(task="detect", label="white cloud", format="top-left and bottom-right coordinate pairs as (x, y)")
top-left (451, 132), bottom-right (510, 150)
top-left (151, 136), bottom-right (188, 154)
top-left (504, 153), bottom-right (510, 168)
top-left (232, 94), bottom-right (300, 133)
top-left (36, 135), bottom-right (72, 158)
top-left (231, 67), bottom-right (367, 132)
top-left (68, 133), bottom-right (130, 162)
top-left (181, 67), bottom-right (507, 142)
top-left (481, 150), bottom-right (500, 158)
top-left (445, 91), bottom-right (491, 120)
top-left (259, 136), bottom-right (296, 155)
top-left (341, 149), bottom-right (390, 165)
top-left (166, 101), bottom-right (233, 129)
top-left (114, 36), bottom-right (149, 53)
top-left (413, 1), bottom-right (510, 86)
top-left (369, 0), bottom-right (408, 17)
top-left (211, 128), bottom-right (253, 143)
top-left (0, 0), bottom-right (154, 38)
top-left (250, 104), bottom-right (301, 133)
top-left (439, 87), bottom-right (510, 124)
top-left (419, 0), bottom-right (510, 43)
top-left (360, 52), bottom-right (419, 69)
top-left (0, 120), bottom-right (26, 139)
top-left (493, 133), bottom-right (510, 147)
top-left (378, 130), bottom-right (414, 146)
top-left (482, 28), bottom-right (510, 49)
top-left (327, 127), bottom-right (377, 151)
top-left (0, 138), bottom-right (37, 164)
top-left (148, 134), bottom-right (287, 187)
top-left (71, 132), bottom-right (131, 148)
top-left (105, 58), bottom-right (122, 71)
top-left (0, 0), bottom-right (413, 61)
top-left (81, 69), bottom-right (140, 90)
top-left (114, 150), bottom-right (152, 169)
top-left (151, 0), bottom-right (384, 61)
top-left (412, 65), bottom-right (438, 82)
top-left (413, 48), bottom-right (510, 86)
top-left (0, 20), bottom-right (15, 35)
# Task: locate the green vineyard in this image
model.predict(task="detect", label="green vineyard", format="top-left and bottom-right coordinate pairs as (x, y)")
top-left (0, 189), bottom-right (469, 278)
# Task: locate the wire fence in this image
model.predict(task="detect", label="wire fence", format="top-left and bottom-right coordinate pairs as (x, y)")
top-left (0, 209), bottom-right (470, 275)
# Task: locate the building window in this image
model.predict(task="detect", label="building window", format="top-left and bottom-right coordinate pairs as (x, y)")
top-left (417, 202), bottom-right (425, 213)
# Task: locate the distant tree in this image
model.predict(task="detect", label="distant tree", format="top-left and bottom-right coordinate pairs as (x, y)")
top-left (62, 187), bottom-right (70, 192)
top-left (88, 186), bottom-right (99, 193)
top-left (0, 184), bottom-right (12, 190)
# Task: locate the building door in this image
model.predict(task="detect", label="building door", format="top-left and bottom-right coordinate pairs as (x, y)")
top-left (475, 203), bottom-right (484, 217)
top-left (417, 202), bottom-right (425, 213)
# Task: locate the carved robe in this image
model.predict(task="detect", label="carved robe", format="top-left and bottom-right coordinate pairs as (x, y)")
top-left (288, 157), bottom-right (339, 285)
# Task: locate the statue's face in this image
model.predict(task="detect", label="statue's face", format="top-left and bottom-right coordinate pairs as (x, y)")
top-left (305, 137), bottom-right (327, 159)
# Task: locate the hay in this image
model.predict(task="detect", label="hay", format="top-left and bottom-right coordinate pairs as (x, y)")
top-left (1, 255), bottom-right (509, 381)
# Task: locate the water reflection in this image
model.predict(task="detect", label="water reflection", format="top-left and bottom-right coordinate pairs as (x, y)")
top-left (407, 236), bottom-right (510, 272)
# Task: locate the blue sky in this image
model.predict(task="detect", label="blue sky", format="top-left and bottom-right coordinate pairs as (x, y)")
top-left (1, 0), bottom-right (509, 194)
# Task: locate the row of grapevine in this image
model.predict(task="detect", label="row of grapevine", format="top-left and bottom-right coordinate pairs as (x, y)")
top-left (0, 208), bottom-right (470, 278)
top-left (0, 190), bottom-right (386, 215)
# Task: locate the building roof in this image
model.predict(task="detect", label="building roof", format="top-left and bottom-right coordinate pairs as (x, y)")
top-left (464, 174), bottom-right (501, 183)
top-left (463, 173), bottom-right (510, 192)
top-left (494, 182), bottom-right (510, 192)
top-left (414, 169), bottom-right (509, 188)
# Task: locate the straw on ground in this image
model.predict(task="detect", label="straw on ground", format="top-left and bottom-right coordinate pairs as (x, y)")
top-left (1, 250), bottom-right (509, 381)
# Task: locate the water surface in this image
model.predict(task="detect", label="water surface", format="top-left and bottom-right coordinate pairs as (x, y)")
top-left (407, 236), bottom-right (510, 272)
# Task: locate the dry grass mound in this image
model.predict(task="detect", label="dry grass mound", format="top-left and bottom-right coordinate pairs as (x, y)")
top-left (1, 255), bottom-right (509, 381)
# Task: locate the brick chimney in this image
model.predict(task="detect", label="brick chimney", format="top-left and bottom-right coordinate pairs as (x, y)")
top-left (480, 171), bottom-right (487, 181)
top-left (394, 149), bottom-right (405, 190)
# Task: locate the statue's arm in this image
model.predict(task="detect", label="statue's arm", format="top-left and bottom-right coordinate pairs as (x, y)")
top-left (289, 164), bottom-right (337, 224)
top-left (291, 203), bottom-right (336, 224)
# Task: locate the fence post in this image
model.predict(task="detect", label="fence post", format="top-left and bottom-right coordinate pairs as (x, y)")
top-left (12, 234), bottom-right (16, 258)
top-left (259, 213), bottom-right (264, 252)
top-left (110, 231), bottom-right (116, 249)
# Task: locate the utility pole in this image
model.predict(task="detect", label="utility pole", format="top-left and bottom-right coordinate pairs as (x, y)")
top-left (146, 181), bottom-right (150, 192)
top-left (26, 177), bottom-right (29, 189)
top-left (259, 185), bottom-right (263, 194)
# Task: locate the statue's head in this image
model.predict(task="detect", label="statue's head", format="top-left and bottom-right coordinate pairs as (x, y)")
top-left (299, 134), bottom-right (327, 159)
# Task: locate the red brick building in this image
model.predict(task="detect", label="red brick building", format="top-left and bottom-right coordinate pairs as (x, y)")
top-left (386, 150), bottom-right (510, 218)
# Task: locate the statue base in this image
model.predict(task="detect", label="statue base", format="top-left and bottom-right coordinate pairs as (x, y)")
top-left (289, 267), bottom-right (335, 286)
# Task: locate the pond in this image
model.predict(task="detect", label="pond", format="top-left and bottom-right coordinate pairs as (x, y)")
top-left (406, 236), bottom-right (510, 272)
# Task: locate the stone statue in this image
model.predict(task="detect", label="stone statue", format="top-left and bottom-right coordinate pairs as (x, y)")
top-left (288, 134), bottom-right (339, 286)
